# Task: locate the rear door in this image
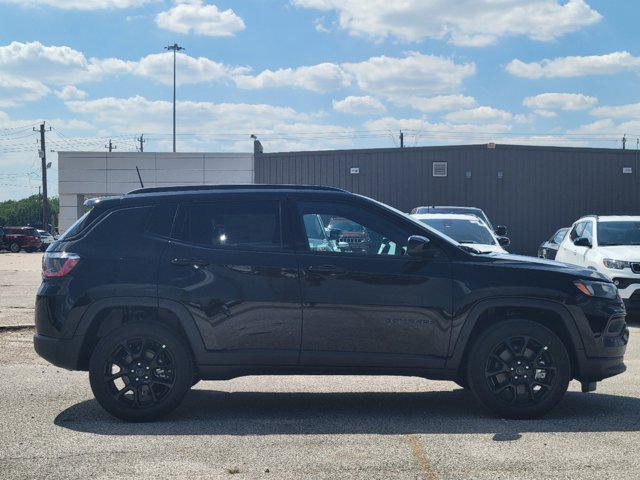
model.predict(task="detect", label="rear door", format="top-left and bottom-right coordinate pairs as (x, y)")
top-left (158, 195), bottom-right (302, 366)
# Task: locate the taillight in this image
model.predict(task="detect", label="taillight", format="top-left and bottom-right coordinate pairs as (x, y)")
top-left (42, 252), bottom-right (80, 277)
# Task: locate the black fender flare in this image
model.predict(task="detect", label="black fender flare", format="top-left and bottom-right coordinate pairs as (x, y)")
top-left (445, 297), bottom-right (586, 371)
top-left (74, 296), bottom-right (207, 357)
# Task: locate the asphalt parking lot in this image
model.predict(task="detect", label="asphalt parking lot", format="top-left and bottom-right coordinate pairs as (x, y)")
top-left (1, 252), bottom-right (639, 479)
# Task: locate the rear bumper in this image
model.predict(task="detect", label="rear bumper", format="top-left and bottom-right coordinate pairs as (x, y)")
top-left (33, 333), bottom-right (85, 370)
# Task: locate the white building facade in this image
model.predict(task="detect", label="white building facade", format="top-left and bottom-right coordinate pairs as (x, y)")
top-left (58, 151), bottom-right (254, 231)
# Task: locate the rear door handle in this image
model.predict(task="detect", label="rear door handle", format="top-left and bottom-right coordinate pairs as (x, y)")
top-left (171, 258), bottom-right (209, 267)
top-left (307, 264), bottom-right (346, 274)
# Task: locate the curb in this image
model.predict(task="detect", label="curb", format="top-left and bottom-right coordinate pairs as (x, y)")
top-left (0, 324), bottom-right (34, 331)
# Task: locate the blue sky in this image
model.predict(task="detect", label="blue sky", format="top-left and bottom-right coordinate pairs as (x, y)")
top-left (1, 0), bottom-right (640, 200)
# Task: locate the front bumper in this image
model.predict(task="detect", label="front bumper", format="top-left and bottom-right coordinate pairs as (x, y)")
top-left (33, 333), bottom-right (85, 370)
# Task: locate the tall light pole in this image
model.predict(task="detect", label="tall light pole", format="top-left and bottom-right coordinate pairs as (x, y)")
top-left (165, 43), bottom-right (184, 153)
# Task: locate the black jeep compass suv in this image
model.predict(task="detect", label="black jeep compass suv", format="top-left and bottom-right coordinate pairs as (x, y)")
top-left (34, 185), bottom-right (629, 421)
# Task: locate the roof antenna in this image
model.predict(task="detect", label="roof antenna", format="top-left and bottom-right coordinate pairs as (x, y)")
top-left (135, 166), bottom-right (144, 188)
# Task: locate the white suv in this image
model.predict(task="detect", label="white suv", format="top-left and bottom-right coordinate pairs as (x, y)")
top-left (555, 215), bottom-right (640, 312)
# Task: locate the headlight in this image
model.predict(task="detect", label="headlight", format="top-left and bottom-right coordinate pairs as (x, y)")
top-left (603, 258), bottom-right (630, 270)
top-left (574, 280), bottom-right (618, 299)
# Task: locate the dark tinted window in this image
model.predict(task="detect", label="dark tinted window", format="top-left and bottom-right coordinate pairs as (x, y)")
top-left (146, 204), bottom-right (176, 237)
top-left (60, 207), bottom-right (106, 239)
top-left (177, 201), bottom-right (282, 251)
top-left (84, 207), bottom-right (152, 252)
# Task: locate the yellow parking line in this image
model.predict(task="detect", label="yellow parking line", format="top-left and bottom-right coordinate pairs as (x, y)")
top-left (405, 433), bottom-right (437, 480)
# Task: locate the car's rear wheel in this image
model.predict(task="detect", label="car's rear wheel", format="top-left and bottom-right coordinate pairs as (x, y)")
top-left (89, 322), bottom-right (193, 422)
top-left (9, 242), bottom-right (20, 253)
top-left (467, 319), bottom-right (570, 419)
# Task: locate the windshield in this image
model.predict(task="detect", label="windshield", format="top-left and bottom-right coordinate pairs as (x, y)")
top-left (598, 221), bottom-right (640, 246)
top-left (419, 218), bottom-right (496, 245)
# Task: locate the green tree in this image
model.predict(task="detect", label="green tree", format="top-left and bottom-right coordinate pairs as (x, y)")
top-left (0, 195), bottom-right (59, 228)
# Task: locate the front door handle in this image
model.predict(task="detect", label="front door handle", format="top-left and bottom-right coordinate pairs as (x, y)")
top-left (171, 258), bottom-right (209, 267)
top-left (307, 264), bottom-right (346, 274)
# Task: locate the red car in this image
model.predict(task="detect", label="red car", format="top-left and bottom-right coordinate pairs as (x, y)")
top-left (4, 226), bottom-right (43, 253)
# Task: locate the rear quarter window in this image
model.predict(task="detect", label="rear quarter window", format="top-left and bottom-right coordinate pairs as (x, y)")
top-left (83, 207), bottom-right (152, 253)
top-left (60, 208), bottom-right (106, 240)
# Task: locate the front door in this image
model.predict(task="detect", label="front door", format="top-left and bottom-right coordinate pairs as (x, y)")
top-left (158, 197), bottom-right (301, 365)
top-left (294, 200), bottom-right (452, 369)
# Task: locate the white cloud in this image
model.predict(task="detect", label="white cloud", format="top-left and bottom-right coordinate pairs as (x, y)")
top-left (534, 109), bottom-right (558, 118)
top-left (363, 116), bottom-right (512, 145)
top-left (235, 52), bottom-right (475, 96)
top-left (590, 103), bottom-right (640, 118)
top-left (55, 85), bottom-right (87, 100)
top-left (392, 94), bottom-right (477, 113)
top-left (343, 52), bottom-right (475, 99)
top-left (444, 106), bottom-right (513, 123)
top-left (0, 0), bottom-right (150, 9)
top-left (64, 95), bottom-right (353, 151)
top-left (506, 51), bottom-right (640, 79)
top-left (134, 52), bottom-right (247, 85)
top-left (0, 76), bottom-right (49, 107)
top-left (523, 93), bottom-right (598, 111)
top-left (332, 96), bottom-right (385, 115)
top-left (0, 41), bottom-right (246, 92)
top-left (234, 62), bottom-right (351, 92)
top-left (292, 0), bottom-right (601, 46)
top-left (156, 1), bottom-right (245, 37)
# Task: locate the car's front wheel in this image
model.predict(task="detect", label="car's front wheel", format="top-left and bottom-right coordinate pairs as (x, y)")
top-left (89, 322), bottom-right (194, 422)
top-left (466, 319), bottom-right (571, 419)
top-left (9, 242), bottom-right (20, 253)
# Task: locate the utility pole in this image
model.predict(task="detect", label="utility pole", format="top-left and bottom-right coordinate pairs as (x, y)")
top-left (137, 134), bottom-right (145, 152)
top-left (105, 139), bottom-right (116, 152)
top-left (34, 122), bottom-right (51, 232)
top-left (165, 43), bottom-right (184, 153)
top-left (399, 130), bottom-right (404, 148)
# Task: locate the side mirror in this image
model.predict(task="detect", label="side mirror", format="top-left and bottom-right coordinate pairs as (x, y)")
top-left (407, 235), bottom-right (431, 257)
top-left (497, 236), bottom-right (510, 247)
top-left (495, 225), bottom-right (507, 236)
top-left (574, 236), bottom-right (592, 248)
top-left (328, 229), bottom-right (342, 241)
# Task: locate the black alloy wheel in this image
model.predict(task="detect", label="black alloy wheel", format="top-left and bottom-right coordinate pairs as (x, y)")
top-left (484, 335), bottom-right (556, 406)
top-left (89, 322), bottom-right (193, 422)
top-left (9, 242), bottom-right (20, 253)
top-left (467, 319), bottom-right (571, 419)
top-left (103, 337), bottom-right (176, 409)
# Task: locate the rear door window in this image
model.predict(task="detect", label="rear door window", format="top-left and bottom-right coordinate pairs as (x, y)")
top-left (176, 201), bottom-right (282, 251)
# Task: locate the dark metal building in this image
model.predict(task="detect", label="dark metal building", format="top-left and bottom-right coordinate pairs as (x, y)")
top-left (255, 143), bottom-right (640, 255)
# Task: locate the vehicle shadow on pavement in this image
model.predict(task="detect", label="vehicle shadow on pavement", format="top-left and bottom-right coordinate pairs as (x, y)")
top-left (54, 388), bottom-right (640, 435)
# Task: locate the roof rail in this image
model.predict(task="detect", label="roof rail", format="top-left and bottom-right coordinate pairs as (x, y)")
top-left (126, 184), bottom-right (346, 195)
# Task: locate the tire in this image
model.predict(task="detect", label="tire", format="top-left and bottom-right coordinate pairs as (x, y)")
top-left (466, 319), bottom-right (571, 419)
top-left (89, 322), bottom-right (194, 422)
top-left (9, 242), bottom-right (20, 253)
